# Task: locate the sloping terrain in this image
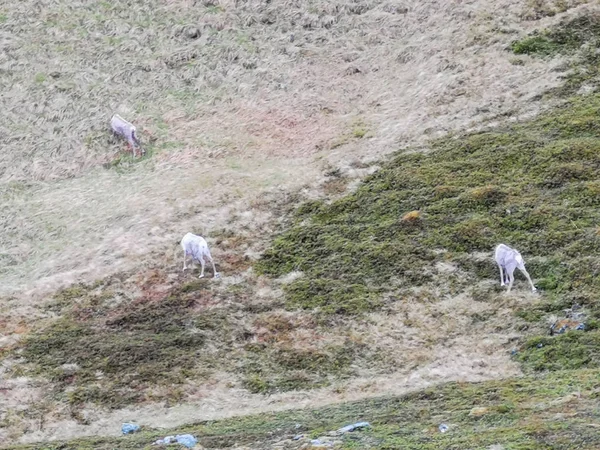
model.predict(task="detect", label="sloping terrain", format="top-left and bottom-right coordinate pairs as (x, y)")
top-left (9, 369), bottom-right (600, 449)
top-left (0, 0), bottom-right (572, 296)
top-left (2, 0), bottom-right (600, 448)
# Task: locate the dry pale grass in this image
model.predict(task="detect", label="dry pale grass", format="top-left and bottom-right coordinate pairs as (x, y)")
top-left (1, 0), bottom-right (597, 444)
top-left (0, 0), bottom-right (589, 297)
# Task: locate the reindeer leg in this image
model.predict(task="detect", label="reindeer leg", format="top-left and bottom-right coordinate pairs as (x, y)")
top-left (208, 255), bottom-right (219, 278)
top-left (498, 264), bottom-right (505, 287)
top-left (199, 258), bottom-right (205, 279)
top-left (507, 270), bottom-right (514, 293)
top-left (521, 267), bottom-right (537, 292)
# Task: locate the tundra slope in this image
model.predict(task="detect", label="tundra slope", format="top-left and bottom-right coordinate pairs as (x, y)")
top-left (1, 0), bottom-right (599, 446)
top-left (0, 0), bottom-right (574, 296)
top-left (10, 88), bottom-right (600, 443)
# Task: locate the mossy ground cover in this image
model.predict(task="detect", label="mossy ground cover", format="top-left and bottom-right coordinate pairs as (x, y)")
top-left (17, 280), bottom-right (233, 409)
top-left (257, 91), bottom-right (600, 373)
top-left (14, 275), bottom-right (366, 410)
top-left (7, 368), bottom-right (599, 449)
top-left (511, 14), bottom-right (600, 57)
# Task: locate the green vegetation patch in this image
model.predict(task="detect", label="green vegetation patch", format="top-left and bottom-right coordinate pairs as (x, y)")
top-left (511, 14), bottom-right (600, 56)
top-left (17, 279), bottom-right (378, 408)
top-left (21, 283), bottom-right (228, 408)
top-left (517, 330), bottom-right (600, 372)
top-left (8, 369), bottom-right (600, 449)
top-left (257, 93), bottom-right (600, 370)
top-left (511, 13), bottom-right (600, 95)
top-left (258, 94), bottom-right (600, 312)
top-left (241, 340), bottom-right (365, 394)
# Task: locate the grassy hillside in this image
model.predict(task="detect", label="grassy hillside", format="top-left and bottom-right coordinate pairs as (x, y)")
top-left (7, 369), bottom-right (600, 449)
top-left (9, 66), bottom-right (600, 450)
top-left (258, 91), bottom-right (600, 365)
top-left (3, 1), bottom-right (600, 448)
top-left (255, 11), bottom-right (600, 375)
top-left (0, 0), bottom-right (569, 294)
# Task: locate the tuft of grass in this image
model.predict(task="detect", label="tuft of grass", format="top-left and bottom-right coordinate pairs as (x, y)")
top-left (329, 119), bottom-right (371, 149)
top-left (464, 185), bottom-right (506, 207)
top-left (400, 210), bottom-right (421, 223)
top-left (511, 35), bottom-right (559, 56)
top-left (352, 127), bottom-right (367, 138)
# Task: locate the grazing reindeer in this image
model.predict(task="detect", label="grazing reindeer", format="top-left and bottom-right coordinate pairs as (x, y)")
top-left (110, 114), bottom-right (144, 157)
top-left (494, 244), bottom-right (536, 293)
top-left (181, 232), bottom-right (219, 279)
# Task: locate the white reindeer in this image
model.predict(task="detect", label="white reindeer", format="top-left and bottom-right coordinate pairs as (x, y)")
top-left (110, 114), bottom-right (144, 157)
top-left (181, 232), bottom-right (219, 279)
top-left (494, 244), bottom-right (536, 293)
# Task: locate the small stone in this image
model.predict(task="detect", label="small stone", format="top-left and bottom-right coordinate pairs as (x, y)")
top-left (60, 363), bottom-right (80, 375)
top-left (469, 406), bottom-right (489, 417)
top-left (185, 26), bottom-right (201, 39)
top-left (344, 66), bottom-right (361, 76)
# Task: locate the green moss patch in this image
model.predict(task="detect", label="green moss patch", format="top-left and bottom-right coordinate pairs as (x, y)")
top-left (241, 341), bottom-right (361, 393)
top-left (511, 13), bottom-right (600, 95)
top-left (517, 331), bottom-right (600, 372)
top-left (21, 284), bottom-right (229, 408)
top-left (258, 94), bottom-right (600, 314)
top-left (511, 14), bottom-right (600, 56)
